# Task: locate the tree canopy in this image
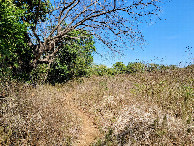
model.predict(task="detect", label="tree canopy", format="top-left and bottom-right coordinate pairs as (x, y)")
top-left (24, 0), bottom-right (166, 67)
top-left (0, 0), bottom-right (96, 83)
top-left (0, 0), bottom-right (32, 79)
top-left (0, 0), bottom-right (168, 83)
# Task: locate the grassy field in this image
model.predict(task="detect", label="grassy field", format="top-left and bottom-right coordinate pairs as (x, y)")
top-left (0, 66), bottom-right (193, 145)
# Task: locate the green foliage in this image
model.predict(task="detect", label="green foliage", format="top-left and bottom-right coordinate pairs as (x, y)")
top-left (88, 63), bottom-right (120, 76)
top-left (29, 64), bottom-right (49, 84)
top-left (147, 64), bottom-right (178, 72)
top-left (113, 62), bottom-right (127, 74)
top-left (168, 65), bottom-right (178, 70)
top-left (0, 1), bottom-right (95, 84)
top-left (89, 64), bottom-right (109, 76)
top-left (88, 62), bottom-right (182, 77)
top-left (126, 62), bottom-right (146, 73)
top-left (146, 63), bottom-right (159, 72)
top-left (13, 0), bottom-right (51, 24)
top-left (46, 30), bottom-right (96, 84)
top-left (0, 0), bottom-right (32, 80)
top-left (106, 68), bottom-right (117, 75)
top-left (0, 0), bottom-right (184, 85)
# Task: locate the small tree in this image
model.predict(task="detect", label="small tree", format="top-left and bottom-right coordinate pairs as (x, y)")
top-left (126, 62), bottom-right (146, 73)
top-left (113, 62), bottom-right (126, 74)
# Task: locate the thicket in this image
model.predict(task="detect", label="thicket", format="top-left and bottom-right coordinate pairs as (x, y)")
top-left (0, 0), bottom-right (31, 80)
top-left (0, 0), bottom-right (95, 85)
top-left (0, 0), bottom-right (191, 85)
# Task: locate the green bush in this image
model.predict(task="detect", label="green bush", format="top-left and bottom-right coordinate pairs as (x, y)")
top-left (146, 63), bottom-right (160, 72)
top-left (113, 62), bottom-right (127, 74)
top-left (89, 65), bottom-right (109, 76)
top-left (106, 68), bottom-right (117, 75)
top-left (126, 62), bottom-right (146, 73)
top-left (46, 30), bottom-right (96, 84)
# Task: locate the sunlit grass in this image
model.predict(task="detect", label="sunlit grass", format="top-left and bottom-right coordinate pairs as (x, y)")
top-left (0, 66), bottom-right (193, 145)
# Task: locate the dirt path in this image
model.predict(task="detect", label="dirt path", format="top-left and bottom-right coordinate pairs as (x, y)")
top-left (65, 93), bottom-right (100, 146)
top-left (73, 108), bottom-right (100, 146)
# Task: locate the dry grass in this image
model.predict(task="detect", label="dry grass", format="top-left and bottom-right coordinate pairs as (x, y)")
top-left (0, 83), bottom-right (81, 145)
top-left (132, 68), bottom-right (193, 114)
top-left (0, 67), bottom-right (193, 145)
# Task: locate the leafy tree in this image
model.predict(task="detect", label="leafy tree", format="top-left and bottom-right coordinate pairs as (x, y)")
top-left (46, 30), bottom-right (96, 84)
top-left (113, 62), bottom-right (126, 74)
top-left (0, 0), bottom-right (32, 80)
top-left (0, 0), bottom-right (96, 83)
top-left (13, 0), bottom-right (51, 24)
top-left (1, 0), bottom-right (169, 83)
top-left (126, 62), bottom-right (146, 73)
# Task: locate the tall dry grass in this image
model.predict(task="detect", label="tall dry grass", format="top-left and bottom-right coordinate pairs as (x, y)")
top-left (0, 66), bottom-right (193, 145)
top-left (0, 83), bottom-right (81, 145)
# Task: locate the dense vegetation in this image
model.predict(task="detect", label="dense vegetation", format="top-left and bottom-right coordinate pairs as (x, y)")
top-left (0, 0), bottom-right (96, 84)
top-left (0, 0), bottom-right (193, 145)
top-left (0, 0), bottom-right (169, 84)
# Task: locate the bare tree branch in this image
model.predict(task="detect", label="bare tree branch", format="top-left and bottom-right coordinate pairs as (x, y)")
top-left (46, 0), bottom-right (80, 40)
top-left (31, 0), bottom-right (166, 67)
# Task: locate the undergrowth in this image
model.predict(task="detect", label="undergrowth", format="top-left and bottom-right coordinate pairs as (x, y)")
top-left (0, 66), bottom-right (193, 145)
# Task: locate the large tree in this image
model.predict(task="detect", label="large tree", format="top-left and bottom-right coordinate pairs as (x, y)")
top-left (0, 0), bottom-right (32, 79)
top-left (1, 0), bottom-right (168, 82)
top-left (25, 0), bottom-right (167, 67)
top-left (1, 0), bottom-right (97, 83)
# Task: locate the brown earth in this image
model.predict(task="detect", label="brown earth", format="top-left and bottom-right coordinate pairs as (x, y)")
top-left (65, 93), bottom-right (101, 146)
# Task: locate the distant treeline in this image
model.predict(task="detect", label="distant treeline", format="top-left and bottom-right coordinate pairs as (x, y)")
top-left (24, 61), bottom-right (192, 84)
top-left (88, 62), bottom-right (179, 76)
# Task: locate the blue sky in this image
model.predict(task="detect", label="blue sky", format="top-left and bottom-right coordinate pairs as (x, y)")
top-left (93, 0), bottom-right (194, 67)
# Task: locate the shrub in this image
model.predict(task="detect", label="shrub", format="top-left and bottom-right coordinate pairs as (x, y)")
top-left (146, 63), bottom-right (160, 72)
top-left (46, 30), bottom-right (96, 84)
top-left (89, 64), bottom-right (109, 76)
top-left (126, 62), bottom-right (146, 73)
top-left (113, 62), bottom-right (127, 74)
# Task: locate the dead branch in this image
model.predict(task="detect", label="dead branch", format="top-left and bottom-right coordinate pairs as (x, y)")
top-left (30, 0), bottom-right (164, 67)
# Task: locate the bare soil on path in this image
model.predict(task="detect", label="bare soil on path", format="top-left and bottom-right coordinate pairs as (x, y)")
top-left (65, 93), bottom-right (101, 146)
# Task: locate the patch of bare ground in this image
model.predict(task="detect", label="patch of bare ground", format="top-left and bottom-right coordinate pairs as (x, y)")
top-left (65, 93), bottom-right (101, 146)
top-left (72, 108), bottom-right (100, 146)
